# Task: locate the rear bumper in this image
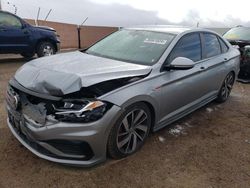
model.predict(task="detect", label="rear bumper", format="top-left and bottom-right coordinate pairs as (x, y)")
top-left (6, 104), bottom-right (122, 167)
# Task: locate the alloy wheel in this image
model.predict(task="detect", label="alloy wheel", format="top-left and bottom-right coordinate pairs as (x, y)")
top-left (116, 109), bottom-right (149, 154)
top-left (43, 45), bottom-right (54, 56)
top-left (221, 73), bottom-right (234, 100)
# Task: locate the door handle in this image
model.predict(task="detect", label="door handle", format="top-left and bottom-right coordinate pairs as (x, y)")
top-left (223, 58), bottom-right (228, 62)
top-left (200, 66), bottom-right (206, 71)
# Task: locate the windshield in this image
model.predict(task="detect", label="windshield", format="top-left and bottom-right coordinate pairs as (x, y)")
top-left (223, 27), bottom-right (250, 41)
top-left (86, 29), bottom-right (175, 65)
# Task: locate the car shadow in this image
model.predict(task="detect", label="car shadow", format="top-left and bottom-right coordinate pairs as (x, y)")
top-left (0, 57), bottom-right (35, 64)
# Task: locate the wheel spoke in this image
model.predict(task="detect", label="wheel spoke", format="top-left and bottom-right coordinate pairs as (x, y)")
top-left (118, 135), bottom-right (130, 149)
top-left (221, 88), bottom-right (226, 96)
top-left (131, 133), bottom-right (137, 151)
top-left (227, 84), bottom-right (232, 90)
top-left (225, 87), bottom-right (229, 98)
top-left (135, 124), bottom-right (148, 133)
top-left (134, 115), bottom-right (147, 127)
top-left (133, 110), bottom-right (144, 125)
top-left (225, 78), bottom-right (229, 86)
top-left (134, 131), bottom-right (143, 141)
top-left (228, 77), bottom-right (233, 84)
top-left (118, 132), bottom-right (129, 137)
top-left (122, 117), bottom-right (130, 131)
top-left (125, 135), bottom-right (132, 153)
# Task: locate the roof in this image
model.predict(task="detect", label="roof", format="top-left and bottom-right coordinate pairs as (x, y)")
top-left (126, 25), bottom-right (192, 35)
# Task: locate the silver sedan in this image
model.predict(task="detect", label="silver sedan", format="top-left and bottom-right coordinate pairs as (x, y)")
top-left (6, 26), bottom-right (240, 167)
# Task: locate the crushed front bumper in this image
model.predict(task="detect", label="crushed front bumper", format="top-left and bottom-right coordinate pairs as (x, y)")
top-left (6, 104), bottom-right (122, 167)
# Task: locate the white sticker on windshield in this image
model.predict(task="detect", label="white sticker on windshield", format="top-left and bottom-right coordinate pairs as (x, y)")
top-left (144, 38), bottom-right (167, 45)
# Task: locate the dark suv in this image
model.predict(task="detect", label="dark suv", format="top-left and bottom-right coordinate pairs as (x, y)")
top-left (0, 11), bottom-right (60, 58)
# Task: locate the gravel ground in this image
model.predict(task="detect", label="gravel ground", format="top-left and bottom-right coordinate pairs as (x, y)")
top-left (0, 55), bottom-right (250, 188)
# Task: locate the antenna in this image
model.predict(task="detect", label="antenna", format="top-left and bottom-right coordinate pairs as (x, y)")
top-left (44, 9), bottom-right (52, 21)
top-left (80, 17), bottom-right (89, 26)
top-left (78, 17), bottom-right (89, 49)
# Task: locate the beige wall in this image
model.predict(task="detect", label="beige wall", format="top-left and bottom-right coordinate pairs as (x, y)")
top-left (24, 19), bottom-right (118, 49)
top-left (79, 26), bottom-right (118, 49)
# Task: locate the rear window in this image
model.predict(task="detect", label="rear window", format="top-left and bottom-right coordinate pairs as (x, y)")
top-left (218, 37), bottom-right (229, 53)
top-left (203, 33), bottom-right (221, 58)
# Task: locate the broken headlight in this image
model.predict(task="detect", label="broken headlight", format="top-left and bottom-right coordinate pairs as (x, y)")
top-left (53, 100), bottom-right (109, 123)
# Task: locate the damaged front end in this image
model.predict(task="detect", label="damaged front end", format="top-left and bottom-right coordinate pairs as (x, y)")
top-left (5, 73), bottom-right (147, 165)
top-left (7, 74), bottom-right (146, 125)
top-left (7, 81), bottom-right (110, 126)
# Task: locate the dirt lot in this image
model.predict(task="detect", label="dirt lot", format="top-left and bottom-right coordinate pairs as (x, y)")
top-left (0, 55), bottom-right (250, 188)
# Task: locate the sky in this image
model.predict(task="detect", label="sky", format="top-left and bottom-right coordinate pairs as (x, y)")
top-left (2, 0), bottom-right (250, 27)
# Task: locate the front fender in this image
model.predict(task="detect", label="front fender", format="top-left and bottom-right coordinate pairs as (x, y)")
top-left (99, 79), bottom-right (161, 124)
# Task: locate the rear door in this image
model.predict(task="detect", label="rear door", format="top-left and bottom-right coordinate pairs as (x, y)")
top-left (0, 12), bottom-right (30, 53)
top-left (199, 33), bottom-right (229, 94)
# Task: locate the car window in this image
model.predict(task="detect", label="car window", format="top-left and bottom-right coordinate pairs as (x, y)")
top-left (167, 33), bottom-right (202, 63)
top-left (223, 27), bottom-right (250, 41)
top-left (86, 29), bottom-right (175, 65)
top-left (0, 12), bottom-right (22, 28)
top-left (203, 33), bottom-right (221, 58)
top-left (218, 37), bottom-right (229, 53)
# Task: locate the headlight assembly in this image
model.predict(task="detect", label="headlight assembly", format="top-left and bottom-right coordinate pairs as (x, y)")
top-left (53, 100), bottom-right (110, 123)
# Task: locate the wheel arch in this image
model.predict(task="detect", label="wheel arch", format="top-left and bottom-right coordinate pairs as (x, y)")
top-left (35, 38), bottom-right (58, 53)
top-left (118, 96), bottom-right (159, 130)
top-left (141, 101), bottom-right (156, 131)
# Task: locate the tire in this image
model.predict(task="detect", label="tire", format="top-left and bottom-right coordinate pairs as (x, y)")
top-left (21, 52), bottom-right (35, 59)
top-left (216, 72), bottom-right (235, 103)
top-left (107, 102), bottom-right (152, 159)
top-left (37, 41), bottom-right (55, 57)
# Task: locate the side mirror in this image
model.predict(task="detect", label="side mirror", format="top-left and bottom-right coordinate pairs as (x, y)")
top-left (165, 57), bottom-right (195, 70)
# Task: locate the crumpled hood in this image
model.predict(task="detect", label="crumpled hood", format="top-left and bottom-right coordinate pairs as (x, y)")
top-left (14, 51), bottom-right (151, 96)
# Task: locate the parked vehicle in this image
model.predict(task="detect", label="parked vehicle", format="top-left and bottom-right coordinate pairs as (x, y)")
top-left (0, 11), bottom-right (60, 58)
top-left (6, 26), bottom-right (240, 167)
top-left (223, 27), bottom-right (250, 82)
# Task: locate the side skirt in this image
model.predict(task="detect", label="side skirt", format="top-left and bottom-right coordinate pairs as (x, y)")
top-left (153, 93), bottom-right (218, 132)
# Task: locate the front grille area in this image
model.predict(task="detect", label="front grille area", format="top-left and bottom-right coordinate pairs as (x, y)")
top-left (8, 112), bottom-right (94, 161)
top-left (7, 81), bottom-right (96, 162)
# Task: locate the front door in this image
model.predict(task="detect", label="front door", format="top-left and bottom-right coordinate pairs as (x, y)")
top-left (0, 12), bottom-right (30, 53)
top-left (157, 33), bottom-right (216, 126)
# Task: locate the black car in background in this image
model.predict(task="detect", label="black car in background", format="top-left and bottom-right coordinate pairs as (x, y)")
top-left (223, 27), bottom-right (250, 82)
top-left (0, 11), bottom-right (60, 58)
